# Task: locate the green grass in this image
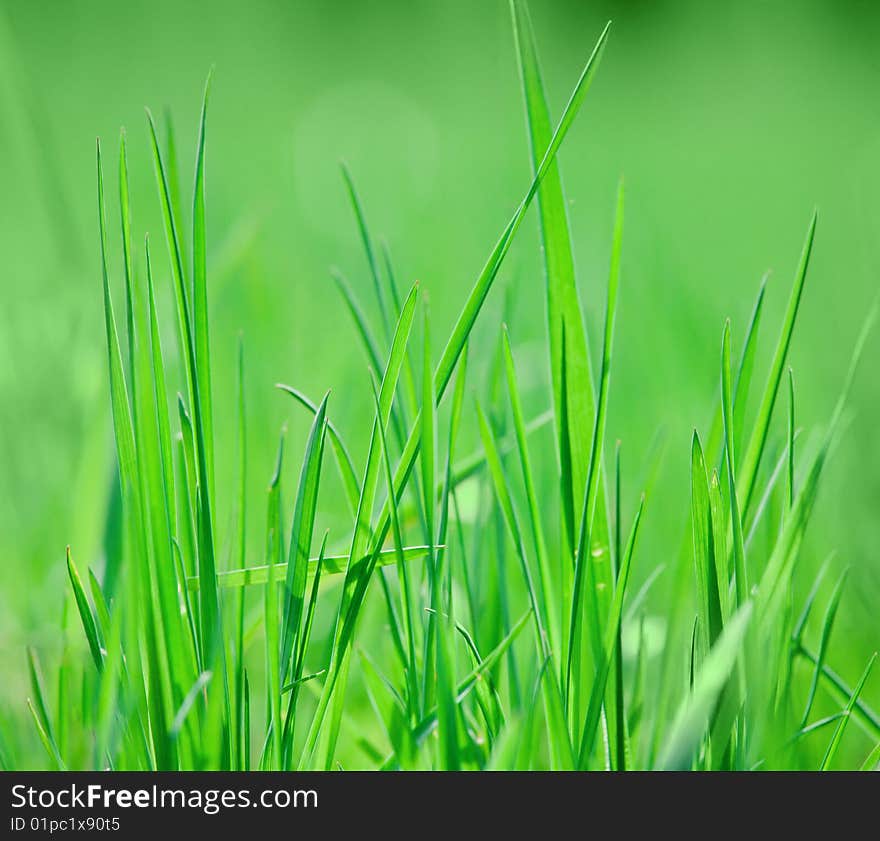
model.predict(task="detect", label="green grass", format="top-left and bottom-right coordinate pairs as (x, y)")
top-left (5, 1), bottom-right (879, 771)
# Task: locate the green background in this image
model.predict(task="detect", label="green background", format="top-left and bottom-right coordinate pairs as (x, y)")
top-left (1, 0), bottom-right (878, 761)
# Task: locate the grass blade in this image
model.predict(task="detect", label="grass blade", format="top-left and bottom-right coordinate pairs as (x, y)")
top-left (721, 321), bottom-right (748, 607)
top-left (276, 384), bottom-right (360, 514)
top-left (341, 163), bottom-right (392, 342)
top-left (192, 70), bottom-right (215, 499)
top-left (691, 432), bottom-right (724, 652)
top-left (820, 653), bottom-right (877, 770)
top-left (739, 212), bottom-right (817, 515)
top-left (67, 548), bottom-right (103, 672)
top-left (509, 0), bottom-right (608, 564)
top-left (576, 496), bottom-right (644, 767)
top-left (800, 569), bottom-right (848, 727)
top-left (186, 545), bottom-right (434, 590)
top-left (433, 20), bottom-right (611, 398)
top-left (567, 179), bottom-right (624, 705)
top-left (656, 602), bottom-right (753, 770)
top-left (279, 393), bottom-right (328, 684)
top-left (502, 326), bottom-right (559, 659)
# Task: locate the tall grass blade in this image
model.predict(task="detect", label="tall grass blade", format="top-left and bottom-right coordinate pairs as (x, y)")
top-left (739, 212), bottom-right (817, 515)
top-left (657, 602), bottom-right (753, 770)
top-left (820, 653), bottom-right (877, 770)
top-left (279, 393), bottom-right (328, 684)
top-left (509, 0), bottom-right (605, 561)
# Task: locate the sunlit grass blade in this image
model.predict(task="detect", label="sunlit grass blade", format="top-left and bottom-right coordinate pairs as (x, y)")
top-left (656, 602), bottom-right (753, 770)
top-left (576, 496), bottom-right (644, 768)
top-left (444, 612), bottom-right (504, 743)
top-left (755, 302), bottom-right (876, 631)
top-left (146, 240), bottom-right (177, 555)
top-left (264, 432), bottom-right (284, 768)
top-left (26, 649), bottom-right (59, 763)
top-left (502, 326), bottom-right (559, 659)
top-left (280, 533), bottom-right (330, 767)
top-left (192, 70), bottom-right (215, 499)
top-left (567, 179), bottom-right (624, 707)
top-left (434, 20), bottom-right (611, 399)
top-left (301, 281), bottom-right (419, 768)
top-left (509, 0), bottom-right (605, 560)
top-left (27, 699), bottom-right (65, 770)
top-left (787, 368), bottom-right (795, 508)
top-left (739, 212), bottom-right (817, 515)
top-left (691, 432), bottom-right (724, 653)
top-left (820, 653), bottom-right (877, 770)
top-left (186, 545), bottom-right (434, 590)
top-left (331, 268), bottom-right (384, 379)
top-left (96, 139), bottom-right (137, 498)
top-left (170, 672), bottom-right (212, 739)
top-left (67, 548), bottom-right (103, 672)
top-left (163, 109), bottom-right (186, 268)
top-left (279, 392), bottom-right (328, 684)
top-left (232, 337), bottom-right (247, 768)
top-left (87, 569), bottom-right (111, 644)
top-left (794, 646), bottom-right (880, 740)
top-left (476, 400), bottom-right (576, 768)
top-left (475, 401), bottom-right (547, 652)
top-left (800, 568), bottom-right (848, 727)
top-left (341, 163), bottom-right (392, 342)
top-left (611, 442), bottom-right (627, 770)
top-left (437, 343), bottom-right (468, 619)
top-left (731, 274), bottom-right (767, 456)
top-left (276, 384), bottom-right (360, 514)
top-left (860, 739), bottom-right (880, 771)
top-left (147, 108), bottom-right (220, 669)
top-left (394, 609), bottom-right (533, 760)
top-left (118, 131), bottom-right (135, 380)
top-left (721, 321), bottom-right (748, 607)
top-left (331, 25), bottom-right (613, 651)
top-left (420, 300), bottom-right (445, 719)
top-left (292, 532), bottom-right (328, 694)
top-left (371, 375), bottom-right (419, 712)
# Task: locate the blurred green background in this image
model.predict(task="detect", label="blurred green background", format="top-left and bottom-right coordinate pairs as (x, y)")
top-left (1, 0), bottom-right (878, 759)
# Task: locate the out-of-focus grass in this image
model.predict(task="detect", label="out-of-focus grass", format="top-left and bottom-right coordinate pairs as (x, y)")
top-left (0, 0), bottom-right (878, 766)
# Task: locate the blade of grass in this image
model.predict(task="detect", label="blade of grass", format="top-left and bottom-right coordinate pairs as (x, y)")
top-left (186, 545), bottom-right (434, 590)
top-left (567, 178), bottom-right (624, 708)
top-left (721, 321), bottom-right (748, 607)
top-left (147, 108), bottom-right (221, 669)
top-left (264, 432), bottom-right (285, 769)
top-left (820, 653), bottom-right (877, 770)
top-left (794, 646), bottom-right (880, 740)
top-left (275, 384), bottom-right (360, 514)
top-left (67, 548), bottom-right (103, 672)
top-left (691, 431), bottom-right (724, 652)
top-left (656, 602), bottom-right (753, 770)
top-left (332, 268), bottom-right (384, 380)
top-left (509, 0), bottom-right (609, 567)
top-left (731, 274), bottom-right (767, 456)
top-left (502, 326), bottom-right (559, 659)
top-left (96, 140), bottom-right (138, 501)
top-left (739, 212), bottom-right (817, 515)
top-left (433, 20), bottom-right (611, 399)
top-left (787, 368), bottom-right (795, 509)
top-left (800, 568), bottom-right (848, 727)
top-left (341, 163), bottom-right (392, 342)
top-left (371, 375), bottom-right (419, 712)
top-left (233, 337), bottom-right (247, 768)
top-left (279, 393), bottom-right (328, 684)
top-left (576, 496), bottom-right (644, 767)
top-left (192, 70), bottom-right (215, 500)
top-left (301, 281), bottom-right (419, 767)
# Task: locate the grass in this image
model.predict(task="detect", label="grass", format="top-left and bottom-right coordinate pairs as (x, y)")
top-left (5, 1), bottom-right (879, 771)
